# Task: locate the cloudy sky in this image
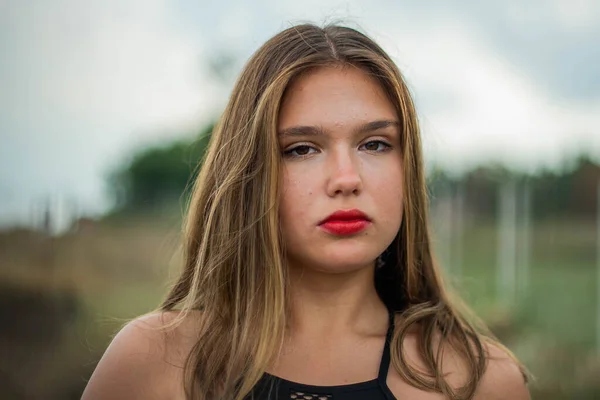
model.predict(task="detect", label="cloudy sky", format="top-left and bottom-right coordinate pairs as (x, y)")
top-left (1, 0), bottom-right (599, 229)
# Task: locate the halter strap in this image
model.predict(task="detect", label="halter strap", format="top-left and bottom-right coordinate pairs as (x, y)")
top-left (377, 309), bottom-right (395, 383)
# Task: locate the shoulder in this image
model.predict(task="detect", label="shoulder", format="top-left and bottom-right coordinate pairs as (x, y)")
top-left (474, 342), bottom-right (530, 400)
top-left (389, 317), bottom-right (529, 400)
top-left (81, 310), bottom-right (203, 400)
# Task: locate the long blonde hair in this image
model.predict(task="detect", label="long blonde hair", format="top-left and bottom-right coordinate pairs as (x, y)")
top-left (159, 23), bottom-right (526, 400)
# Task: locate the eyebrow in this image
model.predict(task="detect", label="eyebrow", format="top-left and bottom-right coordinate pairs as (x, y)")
top-left (278, 119), bottom-right (400, 138)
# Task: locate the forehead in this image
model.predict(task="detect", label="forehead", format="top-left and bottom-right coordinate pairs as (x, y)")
top-left (278, 66), bottom-right (398, 131)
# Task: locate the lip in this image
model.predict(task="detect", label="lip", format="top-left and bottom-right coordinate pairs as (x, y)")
top-left (319, 209), bottom-right (371, 236)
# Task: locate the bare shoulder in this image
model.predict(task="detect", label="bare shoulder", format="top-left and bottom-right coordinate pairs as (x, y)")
top-left (387, 317), bottom-right (529, 400)
top-left (81, 310), bottom-right (203, 400)
top-left (474, 342), bottom-right (530, 400)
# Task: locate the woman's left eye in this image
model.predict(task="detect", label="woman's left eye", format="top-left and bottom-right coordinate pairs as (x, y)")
top-left (360, 140), bottom-right (392, 152)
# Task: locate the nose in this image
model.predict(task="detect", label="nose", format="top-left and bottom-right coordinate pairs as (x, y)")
top-left (325, 148), bottom-right (363, 197)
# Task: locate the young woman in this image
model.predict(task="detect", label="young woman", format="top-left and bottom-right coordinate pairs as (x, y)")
top-left (82, 24), bottom-right (530, 400)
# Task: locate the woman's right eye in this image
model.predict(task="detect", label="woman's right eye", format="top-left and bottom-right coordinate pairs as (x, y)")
top-left (283, 145), bottom-right (318, 158)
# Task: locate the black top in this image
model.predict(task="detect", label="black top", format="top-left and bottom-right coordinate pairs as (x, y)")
top-left (245, 311), bottom-right (397, 400)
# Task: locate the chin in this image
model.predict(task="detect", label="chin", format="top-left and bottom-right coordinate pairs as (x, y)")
top-left (286, 247), bottom-right (378, 274)
top-left (316, 260), bottom-right (375, 275)
top-left (285, 238), bottom-right (387, 273)
top-left (310, 250), bottom-right (378, 274)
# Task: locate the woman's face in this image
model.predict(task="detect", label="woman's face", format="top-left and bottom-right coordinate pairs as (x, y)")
top-left (278, 66), bottom-right (404, 274)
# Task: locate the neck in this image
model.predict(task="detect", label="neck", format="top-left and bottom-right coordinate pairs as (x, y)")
top-left (286, 262), bottom-right (389, 338)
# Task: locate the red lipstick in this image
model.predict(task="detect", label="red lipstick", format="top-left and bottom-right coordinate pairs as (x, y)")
top-left (319, 209), bottom-right (371, 236)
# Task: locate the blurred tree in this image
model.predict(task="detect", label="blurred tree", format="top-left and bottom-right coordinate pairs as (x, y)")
top-left (567, 155), bottom-right (600, 216)
top-left (462, 164), bottom-right (522, 219)
top-left (207, 52), bottom-right (239, 85)
top-left (108, 121), bottom-right (599, 220)
top-left (534, 154), bottom-right (600, 219)
top-left (108, 122), bottom-right (214, 214)
top-left (427, 155), bottom-right (600, 221)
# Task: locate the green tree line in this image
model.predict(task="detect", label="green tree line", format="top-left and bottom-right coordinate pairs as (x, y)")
top-left (108, 123), bottom-right (213, 214)
top-left (108, 121), bottom-right (600, 220)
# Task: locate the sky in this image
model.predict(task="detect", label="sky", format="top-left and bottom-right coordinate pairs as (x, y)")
top-left (1, 0), bottom-right (599, 230)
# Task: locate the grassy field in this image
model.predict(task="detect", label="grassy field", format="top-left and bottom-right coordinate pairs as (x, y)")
top-left (0, 214), bottom-right (599, 399)
top-left (437, 218), bottom-right (600, 398)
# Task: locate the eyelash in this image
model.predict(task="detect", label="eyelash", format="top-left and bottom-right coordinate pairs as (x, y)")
top-left (282, 140), bottom-right (392, 159)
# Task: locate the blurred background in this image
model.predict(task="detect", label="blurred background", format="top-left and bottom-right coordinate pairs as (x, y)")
top-left (1, 0), bottom-right (599, 398)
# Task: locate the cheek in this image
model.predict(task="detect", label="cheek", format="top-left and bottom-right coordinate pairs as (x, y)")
top-left (372, 167), bottom-right (404, 221)
top-left (280, 168), bottom-right (316, 230)
top-left (381, 185), bottom-right (403, 220)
